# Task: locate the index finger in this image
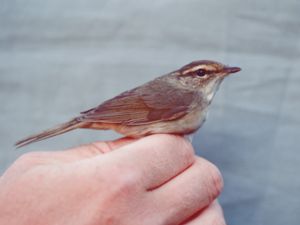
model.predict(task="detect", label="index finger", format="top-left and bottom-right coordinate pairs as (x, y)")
top-left (95, 134), bottom-right (195, 190)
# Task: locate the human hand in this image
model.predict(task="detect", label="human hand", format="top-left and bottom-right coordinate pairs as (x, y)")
top-left (0, 134), bottom-right (225, 225)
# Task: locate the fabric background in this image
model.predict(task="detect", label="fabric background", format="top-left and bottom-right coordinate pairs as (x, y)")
top-left (1, 0), bottom-right (300, 224)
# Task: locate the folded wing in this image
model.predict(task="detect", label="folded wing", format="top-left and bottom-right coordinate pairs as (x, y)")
top-left (80, 79), bottom-right (196, 125)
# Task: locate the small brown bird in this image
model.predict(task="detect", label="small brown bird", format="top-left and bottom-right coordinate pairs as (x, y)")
top-left (16, 60), bottom-right (241, 148)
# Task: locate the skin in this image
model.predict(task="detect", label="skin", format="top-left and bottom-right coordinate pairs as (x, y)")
top-left (0, 135), bottom-right (226, 225)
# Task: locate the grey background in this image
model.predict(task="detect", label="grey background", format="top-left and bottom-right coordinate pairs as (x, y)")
top-left (1, 0), bottom-right (300, 224)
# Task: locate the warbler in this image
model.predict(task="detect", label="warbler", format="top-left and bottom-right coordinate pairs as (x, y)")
top-left (16, 60), bottom-right (241, 148)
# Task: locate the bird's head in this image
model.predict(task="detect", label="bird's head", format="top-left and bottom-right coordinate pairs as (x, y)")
top-left (176, 60), bottom-right (241, 102)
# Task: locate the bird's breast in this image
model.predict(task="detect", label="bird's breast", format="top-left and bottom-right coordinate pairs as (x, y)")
top-left (175, 106), bottom-right (208, 134)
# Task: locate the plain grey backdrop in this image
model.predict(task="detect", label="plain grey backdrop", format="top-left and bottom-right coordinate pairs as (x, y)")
top-left (1, 0), bottom-right (300, 224)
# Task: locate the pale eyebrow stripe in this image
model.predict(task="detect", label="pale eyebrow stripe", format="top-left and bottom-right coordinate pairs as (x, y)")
top-left (182, 65), bottom-right (208, 75)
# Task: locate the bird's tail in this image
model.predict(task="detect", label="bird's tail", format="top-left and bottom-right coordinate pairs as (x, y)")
top-left (15, 118), bottom-right (83, 148)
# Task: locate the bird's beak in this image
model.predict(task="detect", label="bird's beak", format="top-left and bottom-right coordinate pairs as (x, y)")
top-left (222, 66), bottom-right (241, 75)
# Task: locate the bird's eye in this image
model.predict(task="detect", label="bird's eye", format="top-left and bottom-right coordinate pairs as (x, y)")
top-left (196, 69), bottom-right (206, 77)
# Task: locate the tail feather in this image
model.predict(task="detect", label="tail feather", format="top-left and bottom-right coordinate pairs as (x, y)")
top-left (15, 119), bottom-right (83, 148)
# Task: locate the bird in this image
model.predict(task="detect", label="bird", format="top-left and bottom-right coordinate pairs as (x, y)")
top-left (15, 60), bottom-right (241, 148)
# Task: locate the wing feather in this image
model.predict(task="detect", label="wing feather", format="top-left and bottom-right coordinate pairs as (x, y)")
top-left (80, 79), bottom-right (196, 125)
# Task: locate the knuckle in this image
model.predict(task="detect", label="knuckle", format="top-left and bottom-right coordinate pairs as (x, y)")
top-left (199, 159), bottom-right (224, 201)
top-left (116, 172), bottom-right (139, 195)
top-left (207, 162), bottom-right (224, 199)
top-left (102, 165), bottom-right (141, 196)
top-left (161, 134), bottom-right (195, 162)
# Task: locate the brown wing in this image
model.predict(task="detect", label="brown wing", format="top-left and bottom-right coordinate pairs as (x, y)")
top-left (79, 79), bottom-right (196, 126)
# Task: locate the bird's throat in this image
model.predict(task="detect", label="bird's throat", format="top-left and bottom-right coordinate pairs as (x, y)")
top-left (203, 79), bottom-right (223, 104)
